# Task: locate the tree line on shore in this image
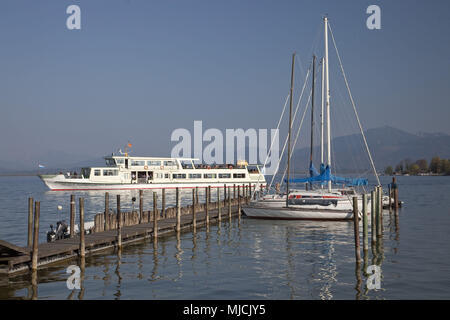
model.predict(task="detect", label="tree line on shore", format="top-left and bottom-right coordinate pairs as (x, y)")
top-left (384, 156), bottom-right (450, 176)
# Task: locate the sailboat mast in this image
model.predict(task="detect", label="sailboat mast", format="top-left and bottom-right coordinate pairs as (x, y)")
top-left (324, 17), bottom-right (331, 192)
top-left (286, 52), bottom-right (295, 207)
top-left (309, 55), bottom-right (316, 189)
top-left (320, 57), bottom-right (325, 167)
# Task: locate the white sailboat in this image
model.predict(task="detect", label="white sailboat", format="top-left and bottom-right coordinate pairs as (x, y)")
top-left (243, 17), bottom-right (385, 220)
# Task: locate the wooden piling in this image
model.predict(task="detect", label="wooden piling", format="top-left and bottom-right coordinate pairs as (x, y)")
top-left (195, 187), bottom-right (199, 205)
top-left (208, 186), bottom-right (211, 204)
top-left (162, 188), bottom-right (166, 218)
top-left (393, 177), bottom-right (399, 211)
top-left (27, 197), bottom-right (33, 247)
top-left (228, 187), bottom-right (232, 219)
top-left (237, 185), bottom-right (241, 218)
top-left (233, 184), bottom-right (236, 199)
top-left (31, 201), bottom-right (40, 271)
top-left (117, 195), bottom-right (122, 248)
top-left (371, 190), bottom-right (376, 247)
top-left (224, 184), bottom-right (227, 200)
top-left (104, 192), bottom-right (109, 231)
top-left (375, 187), bottom-right (381, 238)
top-left (362, 194), bottom-right (368, 252)
top-left (377, 186), bottom-right (383, 237)
top-left (248, 183), bottom-right (252, 202)
top-left (205, 187), bottom-right (209, 226)
top-left (70, 195), bottom-right (75, 238)
top-left (79, 198), bottom-right (85, 258)
top-left (176, 188), bottom-right (181, 233)
top-left (353, 197), bottom-right (361, 263)
top-left (217, 187), bottom-right (221, 222)
top-left (192, 189), bottom-right (196, 230)
top-left (379, 186), bottom-right (383, 225)
top-left (153, 192), bottom-right (158, 238)
top-left (139, 190), bottom-right (143, 223)
top-left (388, 184), bottom-right (392, 211)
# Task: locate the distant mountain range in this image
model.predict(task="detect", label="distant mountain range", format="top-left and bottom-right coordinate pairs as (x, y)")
top-left (290, 126), bottom-right (450, 174)
top-left (1, 126), bottom-right (449, 175)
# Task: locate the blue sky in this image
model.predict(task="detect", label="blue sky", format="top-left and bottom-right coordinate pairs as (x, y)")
top-left (1, 0), bottom-right (449, 167)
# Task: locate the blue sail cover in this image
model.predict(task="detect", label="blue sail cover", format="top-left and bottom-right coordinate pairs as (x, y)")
top-left (309, 163), bottom-right (320, 177)
top-left (286, 165), bottom-right (368, 186)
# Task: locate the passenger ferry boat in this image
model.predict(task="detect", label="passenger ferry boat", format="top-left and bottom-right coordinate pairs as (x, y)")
top-left (39, 154), bottom-right (266, 191)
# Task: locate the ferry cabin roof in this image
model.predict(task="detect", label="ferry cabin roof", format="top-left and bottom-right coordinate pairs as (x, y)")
top-left (102, 156), bottom-right (260, 171)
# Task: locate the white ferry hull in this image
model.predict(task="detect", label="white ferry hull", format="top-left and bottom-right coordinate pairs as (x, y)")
top-left (39, 175), bottom-right (265, 191)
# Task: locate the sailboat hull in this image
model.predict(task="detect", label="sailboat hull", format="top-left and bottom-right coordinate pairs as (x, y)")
top-left (242, 204), bottom-right (354, 221)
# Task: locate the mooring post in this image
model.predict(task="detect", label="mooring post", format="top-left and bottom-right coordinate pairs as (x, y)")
top-left (153, 192), bottom-right (158, 239)
top-left (393, 177), bottom-right (399, 211)
top-left (228, 186), bottom-right (232, 219)
top-left (371, 190), bottom-right (376, 248)
top-left (248, 183), bottom-right (252, 202)
top-left (217, 187), bottom-right (221, 222)
top-left (176, 188), bottom-right (181, 233)
top-left (139, 190), bottom-right (143, 224)
top-left (104, 192), bottom-right (109, 231)
top-left (353, 197), bottom-right (361, 263)
top-left (162, 188), bottom-right (166, 218)
top-left (27, 197), bottom-right (33, 247)
top-left (70, 194), bottom-right (75, 238)
top-left (79, 198), bottom-right (85, 258)
top-left (379, 186), bottom-right (383, 225)
top-left (192, 189), bottom-right (196, 231)
top-left (375, 187), bottom-right (380, 238)
top-left (237, 185), bottom-right (241, 219)
top-left (246, 184), bottom-right (250, 203)
top-left (205, 187), bottom-right (209, 227)
top-left (117, 195), bottom-right (122, 248)
top-left (31, 201), bottom-right (40, 271)
top-left (388, 184), bottom-right (392, 211)
top-left (195, 187), bottom-right (199, 205)
top-left (208, 186), bottom-right (211, 204)
top-left (233, 184), bottom-right (236, 199)
top-left (362, 194), bottom-right (369, 252)
top-left (378, 186), bottom-right (383, 237)
top-left (224, 184), bottom-right (227, 201)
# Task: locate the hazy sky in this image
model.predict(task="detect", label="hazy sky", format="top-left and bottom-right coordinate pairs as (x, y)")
top-left (1, 0), bottom-right (449, 167)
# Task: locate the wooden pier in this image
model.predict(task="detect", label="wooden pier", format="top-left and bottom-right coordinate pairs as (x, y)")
top-left (0, 185), bottom-right (252, 275)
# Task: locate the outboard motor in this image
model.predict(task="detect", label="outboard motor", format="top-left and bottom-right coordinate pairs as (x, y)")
top-left (46, 220), bottom-right (70, 242)
top-left (55, 220), bottom-right (69, 240)
top-left (47, 224), bottom-right (56, 242)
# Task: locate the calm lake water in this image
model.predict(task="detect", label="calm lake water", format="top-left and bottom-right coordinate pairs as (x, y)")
top-left (0, 175), bottom-right (449, 299)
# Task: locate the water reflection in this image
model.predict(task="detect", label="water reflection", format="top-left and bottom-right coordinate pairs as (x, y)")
top-left (150, 240), bottom-right (158, 282)
top-left (114, 249), bottom-right (122, 300)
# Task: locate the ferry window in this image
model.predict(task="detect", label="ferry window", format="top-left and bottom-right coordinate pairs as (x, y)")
top-left (94, 169), bottom-right (101, 176)
top-left (218, 173), bottom-right (231, 178)
top-left (164, 160), bottom-right (176, 167)
top-left (189, 173), bottom-right (202, 179)
top-left (81, 168), bottom-right (91, 178)
top-left (131, 160), bottom-right (146, 166)
top-left (165, 173), bottom-right (169, 178)
top-left (115, 159), bottom-right (124, 165)
top-left (181, 160), bottom-right (193, 169)
top-left (247, 165), bottom-right (259, 174)
top-left (173, 173), bottom-right (186, 179)
top-left (203, 173), bottom-right (217, 179)
top-left (106, 159), bottom-right (116, 166)
top-left (233, 173), bottom-right (246, 178)
top-left (147, 160), bottom-right (161, 166)
top-left (103, 169), bottom-right (118, 176)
